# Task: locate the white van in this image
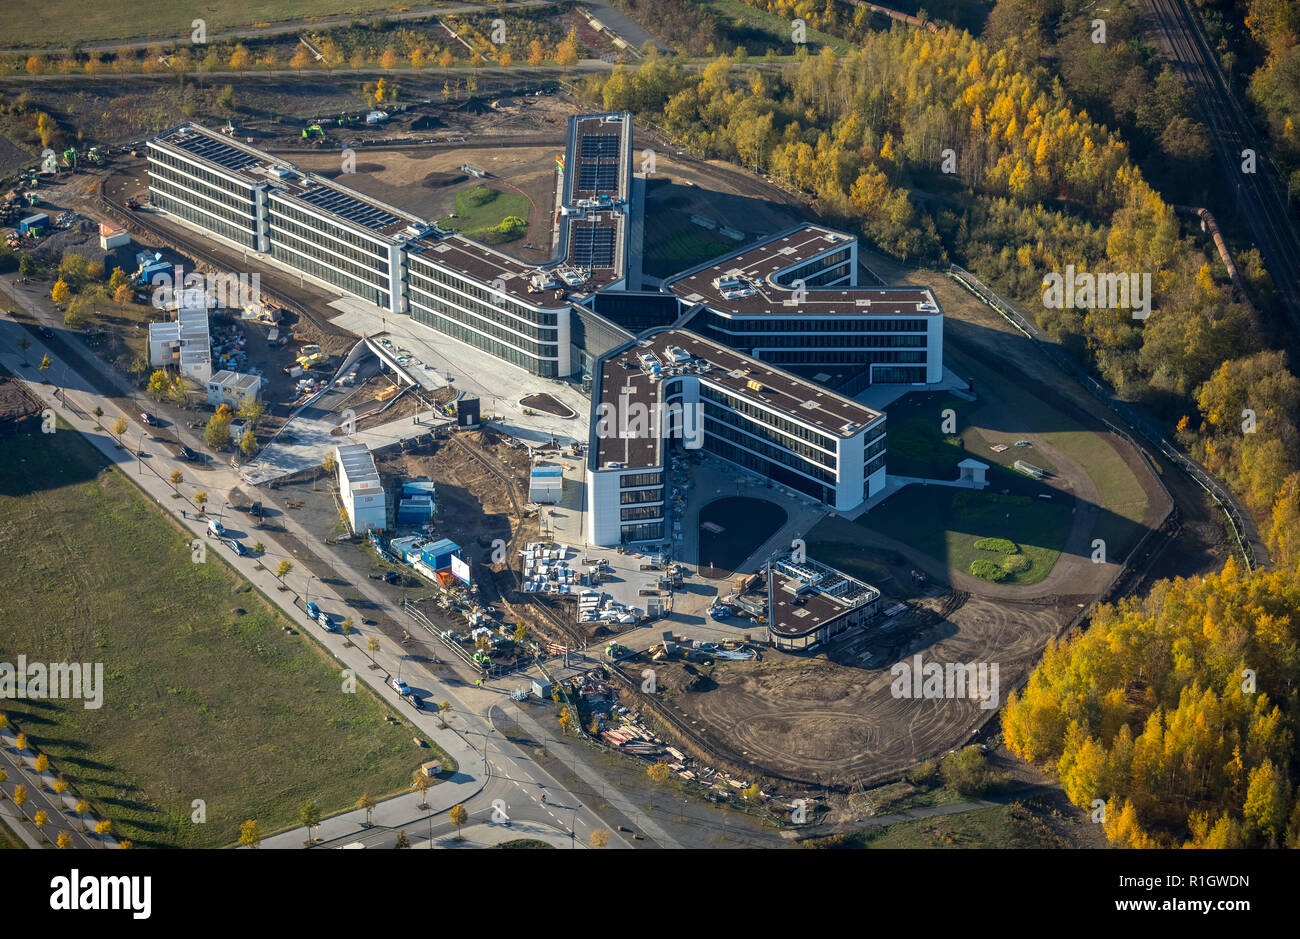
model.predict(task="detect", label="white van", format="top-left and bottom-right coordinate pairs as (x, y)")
top-left (207, 518), bottom-right (225, 537)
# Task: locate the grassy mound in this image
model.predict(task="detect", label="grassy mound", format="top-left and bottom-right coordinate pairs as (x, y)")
top-left (973, 537), bottom-right (1019, 554)
top-left (969, 559), bottom-right (1010, 582)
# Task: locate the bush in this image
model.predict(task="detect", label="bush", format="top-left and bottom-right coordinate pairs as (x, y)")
top-left (941, 746), bottom-right (999, 797)
top-left (472, 215), bottom-right (527, 244)
top-left (973, 537), bottom-right (1018, 554)
top-left (969, 559), bottom-right (1009, 582)
top-left (461, 186), bottom-right (496, 207)
top-left (999, 554), bottom-right (1031, 573)
top-left (906, 759), bottom-right (939, 787)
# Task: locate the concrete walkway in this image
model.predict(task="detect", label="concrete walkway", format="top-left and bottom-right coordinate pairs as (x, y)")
top-left (417, 819), bottom-right (581, 849)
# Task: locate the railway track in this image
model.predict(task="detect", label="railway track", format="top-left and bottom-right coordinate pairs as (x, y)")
top-left (446, 431), bottom-right (586, 646)
top-left (95, 175), bottom-right (353, 346)
top-left (1143, 0), bottom-right (1300, 344)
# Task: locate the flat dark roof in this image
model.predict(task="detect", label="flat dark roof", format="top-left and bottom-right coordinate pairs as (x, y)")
top-left (593, 328), bottom-right (883, 469)
top-left (665, 224), bottom-right (940, 317)
top-left (767, 556), bottom-right (878, 637)
top-left (153, 123), bottom-right (427, 240)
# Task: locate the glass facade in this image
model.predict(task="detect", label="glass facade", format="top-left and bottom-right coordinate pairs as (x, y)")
top-left (150, 190), bottom-right (256, 248)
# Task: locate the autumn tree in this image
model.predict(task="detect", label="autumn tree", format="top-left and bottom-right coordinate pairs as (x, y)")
top-left (357, 792), bottom-right (377, 826)
top-left (51, 279), bottom-right (71, 306)
top-left (647, 761), bottom-right (671, 785)
top-left (238, 819), bottom-right (262, 848)
top-left (449, 803), bottom-right (468, 839)
top-left (299, 800), bottom-right (321, 844)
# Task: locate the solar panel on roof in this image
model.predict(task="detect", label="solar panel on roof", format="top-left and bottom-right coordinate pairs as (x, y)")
top-left (595, 163), bottom-right (618, 191)
top-left (171, 132), bottom-right (258, 171)
top-left (581, 134), bottom-right (619, 158)
top-left (295, 184), bottom-right (402, 232)
top-left (572, 226), bottom-right (615, 268)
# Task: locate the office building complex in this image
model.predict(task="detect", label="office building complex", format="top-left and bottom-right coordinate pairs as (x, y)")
top-left (666, 224), bottom-right (943, 395)
top-left (586, 328), bottom-right (886, 546)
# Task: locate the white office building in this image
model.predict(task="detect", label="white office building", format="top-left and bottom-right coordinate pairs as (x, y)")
top-left (586, 329), bottom-right (886, 547)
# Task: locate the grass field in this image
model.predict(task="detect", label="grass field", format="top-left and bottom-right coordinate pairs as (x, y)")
top-left (3, 1), bottom-right (409, 47)
top-left (0, 423), bottom-right (453, 848)
top-left (438, 185), bottom-right (531, 243)
top-left (865, 488), bottom-right (1073, 586)
top-left (953, 348), bottom-right (1150, 561)
top-left (0, 818), bottom-right (25, 849)
top-left (701, 0), bottom-right (853, 55)
top-left (643, 222), bottom-right (737, 279)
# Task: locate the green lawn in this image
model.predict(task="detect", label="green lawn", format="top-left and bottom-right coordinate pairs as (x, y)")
top-left (865, 488), bottom-right (1073, 586)
top-left (953, 349), bottom-right (1150, 561)
top-left (643, 222), bottom-right (738, 279)
top-left (0, 422), bottom-right (453, 848)
top-left (438, 185), bottom-right (531, 244)
top-left (879, 392), bottom-right (981, 479)
top-left (3, 1), bottom-right (409, 46)
top-left (0, 818), bottom-right (26, 849)
top-left (701, 0), bottom-right (853, 55)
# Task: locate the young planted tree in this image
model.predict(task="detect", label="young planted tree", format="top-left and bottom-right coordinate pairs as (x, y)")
top-left (112, 416), bottom-right (128, 440)
top-left (366, 636), bottom-right (381, 668)
top-left (299, 800), bottom-right (321, 844)
top-left (17, 333), bottom-right (31, 365)
top-left (56, 832), bottom-right (72, 849)
top-left (448, 803), bottom-right (468, 840)
top-left (414, 771), bottom-right (430, 809)
top-left (357, 792), bottom-right (377, 826)
top-left (33, 753), bottom-right (48, 773)
top-left (170, 470), bottom-right (183, 490)
top-left (589, 828), bottom-right (610, 848)
top-left (13, 785), bottom-right (28, 807)
top-left (275, 560), bottom-right (294, 579)
top-left (395, 829), bottom-right (411, 849)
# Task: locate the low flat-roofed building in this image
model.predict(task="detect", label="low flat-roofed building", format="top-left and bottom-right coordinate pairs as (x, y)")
top-left (336, 443), bottom-right (386, 533)
top-left (586, 327), bottom-right (886, 546)
top-left (765, 552), bottom-right (881, 652)
top-left (148, 305), bottom-right (211, 383)
top-left (206, 369), bottom-right (261, 408)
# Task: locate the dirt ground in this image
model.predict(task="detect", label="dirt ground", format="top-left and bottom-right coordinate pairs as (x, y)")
top-left (374, 429), bottom-right (581, 645)
top-left (282, 140), bottom-right (563, 262)
top-left (651, 590), bottom-right (1079, 787)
